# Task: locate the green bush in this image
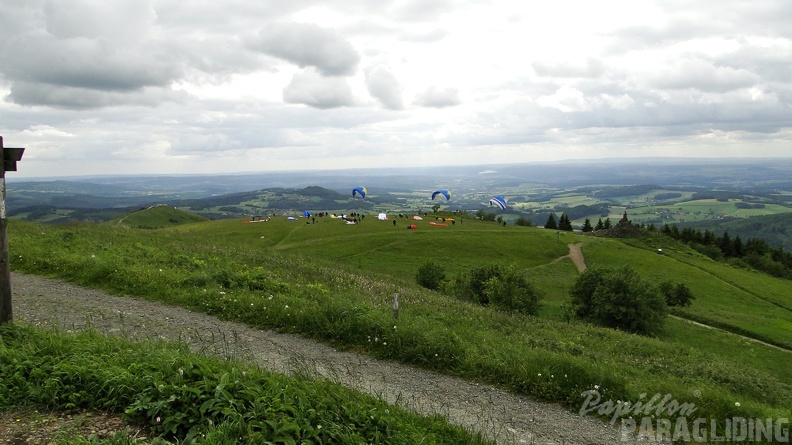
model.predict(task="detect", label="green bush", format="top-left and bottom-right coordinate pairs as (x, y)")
top-left (415, 261), bottom-right (446, 291)
top-left (658, 281), bottom-right (695, 307)
top-left (483, 266), bottom-right (543, 315)
top-left (569, 266), bottom-right (666, 335)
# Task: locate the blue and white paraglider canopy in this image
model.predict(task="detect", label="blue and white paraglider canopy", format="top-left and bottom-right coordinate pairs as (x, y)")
top-left (352, 186), bottom-right (367, 198)
top-left (431, 189), bottom-right (451, 200)
top-left (489, 196), bottom-right (507, 210)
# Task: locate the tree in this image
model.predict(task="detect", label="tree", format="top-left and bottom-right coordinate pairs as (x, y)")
top-left (582, 218), bottom-right (593, 232)
top-left (544, 214), bottom-right (558, 230)
top-left (603, 218), bottom-right (612, 230)
top-left (558, 214), bottom-right (573, 231)
top-left (569, 266), bottom-right (667, 335)
top-left (595, 218), bottom-right (604, 231)
top-left (432, 204), bottom-right (441, 213)
top-left (617, 211), bottom-right (631, 228)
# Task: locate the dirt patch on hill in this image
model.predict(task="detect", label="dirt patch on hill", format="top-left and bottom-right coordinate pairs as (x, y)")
top-left (5, 272), bottom-right (624, 445)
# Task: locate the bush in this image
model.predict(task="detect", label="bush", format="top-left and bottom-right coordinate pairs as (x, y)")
top-left (658, 281), bottom-right (695, 307)
top-left (416, 261), bottom-right (446, 291)
top-left (569, 266), bottom-right (666, 335)
top-left (482, 266), bottom-right (543, 315)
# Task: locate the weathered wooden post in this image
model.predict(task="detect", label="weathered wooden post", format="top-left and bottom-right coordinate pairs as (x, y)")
top-left (0, 136), bottom-right (26, 324)
top-left (392, 293), bottom-right (399, 319)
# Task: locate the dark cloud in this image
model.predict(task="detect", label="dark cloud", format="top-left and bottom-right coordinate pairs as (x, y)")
top-left (7, 81), bottom-right (187, 109)
top-left (249, 22), bottom-right (360, 76)
top-left (366, 66), bottom-right (404, 110)
top-left (283, 70), bottom-right (354, 109)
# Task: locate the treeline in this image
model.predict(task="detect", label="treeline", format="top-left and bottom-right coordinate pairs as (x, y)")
top-left (661, 224), bottom-right (792, 279)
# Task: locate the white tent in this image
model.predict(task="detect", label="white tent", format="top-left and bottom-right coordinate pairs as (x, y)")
top-left (378, 213), bottom-right (387, 220)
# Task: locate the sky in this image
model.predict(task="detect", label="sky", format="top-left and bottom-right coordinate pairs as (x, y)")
top-left (1, 0), bottom-right (791, 178)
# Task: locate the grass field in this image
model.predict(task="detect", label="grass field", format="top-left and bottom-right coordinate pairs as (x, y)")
top-left (6, 210), bottom-right (792, 441)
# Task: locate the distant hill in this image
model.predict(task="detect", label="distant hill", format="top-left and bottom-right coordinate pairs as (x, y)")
top-left (112, 205), bottom-right (209, 228)
top-left (678, 212), bottom-right (792, 250)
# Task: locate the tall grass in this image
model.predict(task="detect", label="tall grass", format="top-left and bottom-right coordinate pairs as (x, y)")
top-left (0, 323), bottom-right (492, 444)
top-left (8, 219), bottom-right (792, 438)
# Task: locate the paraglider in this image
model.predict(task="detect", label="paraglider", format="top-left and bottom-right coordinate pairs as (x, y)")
top-left (352, 186), bottom-right (367, 198)
top-left (489, 196), bottom-right (507, 210)
top-left (431, 189), bottom-right (451, 201)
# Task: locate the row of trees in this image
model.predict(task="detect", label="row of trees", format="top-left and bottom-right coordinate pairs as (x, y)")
top-left (660, 224), bottom-right (792, 279)
top-left (544, 213), bottom-right (630, 233)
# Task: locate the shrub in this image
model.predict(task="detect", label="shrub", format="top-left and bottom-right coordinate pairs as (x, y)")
top-left (482, 266), bottom-right (543, 315)
top-left (415, 261), bottom-right (446, 291)
top-left (658, 281), bottom-right (695, 307)
top-left (569, 266), bottom-right (666, 335)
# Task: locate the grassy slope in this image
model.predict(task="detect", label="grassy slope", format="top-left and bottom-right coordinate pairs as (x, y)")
top-left (7, 215), bottom-right (792, 431)
top-left (112, 205), bottom-right (209, 228)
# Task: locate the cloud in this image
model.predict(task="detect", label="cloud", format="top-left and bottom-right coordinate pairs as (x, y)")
top-left (283, 70), bottom-right (354, 109)
top-left (415, 86), bottom-right (460, 108)
top-left (7, 82), bottom-right (186, 109)
top-left (532, 59), bottom-right (604, 79)
top-left (249, 22), bottom-right (360, 76)
top-left (650, 58), bottom-right (760, 93)
top-left (366, 66), bottom-right (404, 110)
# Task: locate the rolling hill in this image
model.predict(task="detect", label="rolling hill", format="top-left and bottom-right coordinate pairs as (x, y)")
top-left (7, 210), bottom-right (792, 441)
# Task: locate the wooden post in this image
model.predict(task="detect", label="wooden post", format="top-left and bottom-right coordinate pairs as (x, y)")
top-left (392, 293), bottom-right (399, 319)
top-left (0, 136), bottom-right (25, 325)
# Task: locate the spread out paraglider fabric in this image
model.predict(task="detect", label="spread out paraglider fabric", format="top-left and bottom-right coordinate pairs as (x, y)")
top-left (489, 196), bottom-right (507, 210)
top-left (352, 186), bottom-right (367, 198)
top-left (431, 189), bottom-right (451, 200)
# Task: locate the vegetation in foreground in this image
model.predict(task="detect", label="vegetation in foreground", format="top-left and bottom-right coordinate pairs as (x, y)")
top-left (6, 213), bottom-right (792, 442)
top-left (0, 323), bottom-right (492, 444)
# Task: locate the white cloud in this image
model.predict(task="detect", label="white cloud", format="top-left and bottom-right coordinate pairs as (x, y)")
top-left (366, 66), bottom-right (404, 110)
top-left (249, 22), bottom-right (360, 76)
top-left (0, 0), bottom-right (790, 178)
top-left (283, 70), bottom-right (355, 109)
top-left (415, 86), bottom-right (460, 108)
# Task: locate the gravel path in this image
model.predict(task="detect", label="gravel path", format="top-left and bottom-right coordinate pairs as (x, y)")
top-left (10, 272), bottom-right (623, 445)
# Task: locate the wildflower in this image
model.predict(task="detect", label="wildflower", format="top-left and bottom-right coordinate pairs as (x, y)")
top-left (594, 385), bottom-right (599, 390)
top-left (178, 368), bottom-right (184, 377)
top-left (538, 373), bottom-right (542, 376)
top-left (220, 291), bottom-right (226, 295)
top-left (156, 417), bottom-right (161, 423)
top-left (285, 305), bottom-right (289, 309)
top-left (383, 342), bottom-right (387, 345)
top-left (735, 402), bottom-right (741, 407)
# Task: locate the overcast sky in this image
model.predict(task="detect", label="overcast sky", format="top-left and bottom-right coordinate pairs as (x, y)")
top-left (1, 0), bottom-right (791, 178)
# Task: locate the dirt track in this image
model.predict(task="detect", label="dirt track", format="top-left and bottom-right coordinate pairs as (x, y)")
top-left (9, 271), bottom-right (623, 445)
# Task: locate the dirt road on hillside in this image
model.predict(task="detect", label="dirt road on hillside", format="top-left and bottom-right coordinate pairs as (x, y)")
top-left (8, 272), bottom-right (624, 445)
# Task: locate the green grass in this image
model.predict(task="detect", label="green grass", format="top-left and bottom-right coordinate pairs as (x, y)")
top-left (6, 217), bottom-right (792, 440)
top-left (0, 324), bottom-right (492, 444)
top-left (111, 206), bottom-right (209, 228)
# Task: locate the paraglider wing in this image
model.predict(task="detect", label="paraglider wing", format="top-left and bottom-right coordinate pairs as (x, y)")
top-left (431, 189), bottom-right (451, 201)
top-left (489, 196), bottom-right (507, 210)
top-left (352, 186), bottom-right (367, 198)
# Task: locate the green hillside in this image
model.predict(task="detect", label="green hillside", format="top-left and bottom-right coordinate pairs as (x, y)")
top-left (112, 205), bottom-right (209, 228)
top-left (679, 212), bottom-right (792, 251)
top-left (6, 214), bottom-right (792, 440)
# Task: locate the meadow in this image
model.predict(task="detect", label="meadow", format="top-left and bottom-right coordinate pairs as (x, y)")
top-left (5, 210), bottom-right (792, 442)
